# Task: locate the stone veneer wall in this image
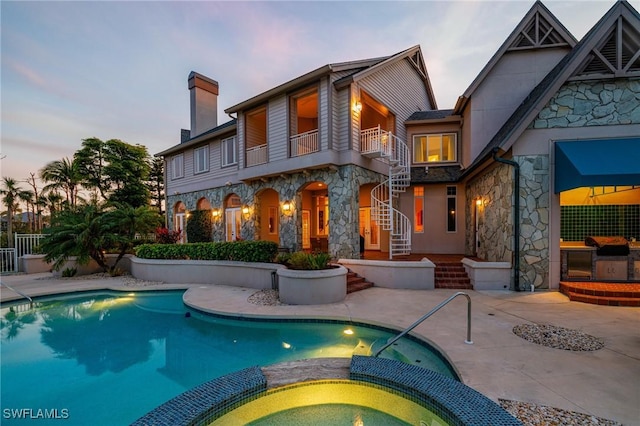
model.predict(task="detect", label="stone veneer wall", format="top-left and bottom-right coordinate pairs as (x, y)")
top-left (472, 78), bottom-right (640, 289)
top-left (166, 164), bottom-right (383, 259)
top-left (533, 79), bottom-right (640, 128)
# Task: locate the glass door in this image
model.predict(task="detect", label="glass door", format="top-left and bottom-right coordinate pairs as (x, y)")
top-left (225, 208), bottom-right (242, 241)
top-left (359, 207), bottom-right (380, 250)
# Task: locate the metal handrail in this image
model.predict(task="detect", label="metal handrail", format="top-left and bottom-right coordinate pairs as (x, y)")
top-left (373, 291), bottom-right (473, 357)
top-left (0, 281), bottom-right (33, 305)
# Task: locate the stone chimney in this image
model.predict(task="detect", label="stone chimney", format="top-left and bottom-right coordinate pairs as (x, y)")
top-left (188, 71), bottom-right (218, 137)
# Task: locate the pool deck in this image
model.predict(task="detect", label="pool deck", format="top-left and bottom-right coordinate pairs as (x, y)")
top-left (1, 272), bottom-right (638, 425)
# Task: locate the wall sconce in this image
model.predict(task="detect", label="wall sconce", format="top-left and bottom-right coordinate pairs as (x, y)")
top-left (282, 201), bottom-right (292, 214)
top-left (353, 101), bottom-right (362, 113)
top-left (242, 206), bottom-right (250, 218)
top-left (212, 209), bottom-right (220, 219)
top-left (475, 198), bottom-right (483, 207)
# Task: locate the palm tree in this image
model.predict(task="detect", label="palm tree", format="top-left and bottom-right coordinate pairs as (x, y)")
top-left (0, 177), bottom-right (31, 247)
top-left (39, 157), bottom-right (82, 209)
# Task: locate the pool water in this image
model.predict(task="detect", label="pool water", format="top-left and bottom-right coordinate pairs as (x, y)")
top-left (1, 291), bottom-right (454, 425)
top-left (212, 381), bottom-right (449, 426)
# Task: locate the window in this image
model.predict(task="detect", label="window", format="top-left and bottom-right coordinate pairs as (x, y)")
top-left (414, 186), bottom-right (424, 233)
top-left (413, 133), bottom-right (457, 163)
top-left (222, 137), bottom-right (237, 166)
top-left (194, 146), bottom-right (209, 174)
top-left (447, 186), bottom-right (457, 233)
top-left (171, 154), bottom-right (184, 179)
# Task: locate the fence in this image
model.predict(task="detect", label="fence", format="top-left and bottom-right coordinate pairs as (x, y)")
top-left (0, 234), bottom-right (47, 274)
top-left (1, 248), bottom-right (17, 274)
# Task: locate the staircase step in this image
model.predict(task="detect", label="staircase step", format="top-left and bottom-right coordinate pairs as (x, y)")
top-left (434, 262), bottom-right (472, 290)
top-left (346, 271), bottom-right (374, 294)
top-left (563, 291), bottom-right (640, 307)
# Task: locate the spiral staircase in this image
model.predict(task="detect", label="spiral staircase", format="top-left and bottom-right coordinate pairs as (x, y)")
top-left (360, 126), bottom-right (411, 258)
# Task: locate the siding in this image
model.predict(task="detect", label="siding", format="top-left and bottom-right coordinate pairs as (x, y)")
top-left (358, 58), bottom-right (431, 143)
top-left (165, 138), bottom-right (239, 195)
top-left (268, 95), bottom-right (288, 161)
top-left (319, 77), bottom-right (329, 151)
top-left (332, 86), bottom-right (350, 152)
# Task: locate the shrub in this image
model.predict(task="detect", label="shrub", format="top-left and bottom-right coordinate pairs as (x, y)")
top-left (156, 227), bottom-right (181, 244)
top-left (186, 210), bottom-right (212, 243)
top-left (62, 267), bottom-right (77, 277)
top-left (135, 240), bottom-right (278, 263)
top-left (279, 251), bottom-right (332, 270)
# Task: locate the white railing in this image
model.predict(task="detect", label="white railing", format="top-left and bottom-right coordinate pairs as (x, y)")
top-left (360, 125), bottom-right (390, 156)
top-left (246, 144), bottom-right (268, 167)
top-left (290, 130), bottom-right (319, 157)
top-left (1, 248), bottom-right (17, 273)
top-left (366, 128), bottom-right (412, 258)
top-left (15, 234), bottom-right (46, 258)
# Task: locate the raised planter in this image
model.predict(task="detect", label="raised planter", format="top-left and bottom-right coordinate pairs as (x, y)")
top-left (277, 265), bottom-right (347, 305)
top-left (130, 256), bottom-right (281, 289)
top-left (337, 258), bottom-right (435, 289)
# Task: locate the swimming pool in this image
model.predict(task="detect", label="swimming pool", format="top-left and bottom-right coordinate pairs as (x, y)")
top-left (1, 290), bottom-right (455, 425)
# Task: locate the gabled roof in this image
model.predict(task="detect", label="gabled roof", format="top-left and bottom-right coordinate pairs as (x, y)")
top-left (224, 56), bottom-right (389, 114)
top-left (463, 0), bottom-right (640, 175)
top-left (454, 1), bottom-right (577, 114)
top-left (225, 45), bottom-right (437, 113)
top-left (156, 119), bottom-right (237, 157)
top-left (334, 45), bottom-right (437, 109)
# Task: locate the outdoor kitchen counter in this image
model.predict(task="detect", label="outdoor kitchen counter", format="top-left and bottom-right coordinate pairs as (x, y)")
top-left (560, 241), bottom-right (640, 281)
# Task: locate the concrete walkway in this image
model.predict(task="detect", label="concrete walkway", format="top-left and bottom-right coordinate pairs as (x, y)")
top-left (1, 273), bottom-right (638, 425)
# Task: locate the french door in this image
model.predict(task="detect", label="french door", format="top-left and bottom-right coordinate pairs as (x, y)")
top-left (225, 208), bottom-right (242, 241)
top-left (359, 207), bottom-right (380, 250)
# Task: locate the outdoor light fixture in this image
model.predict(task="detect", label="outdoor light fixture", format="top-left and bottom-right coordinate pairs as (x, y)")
top-left (353, 101), bottom-right (362, 113)
top-left (475, 198), bottom-right (483, 206)
top-left (212, 209), bottom-right (220, 218)
top-left (242, 206), bottom-right (250, 217)
top-left (282, 201), bottom-right (291, 212)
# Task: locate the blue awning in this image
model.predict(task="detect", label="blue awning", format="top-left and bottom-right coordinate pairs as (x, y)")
top-left (554, 138), bottom-right (640, 193)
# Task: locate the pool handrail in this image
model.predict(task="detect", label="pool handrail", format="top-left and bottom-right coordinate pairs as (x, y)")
top-left (0, 281), bottom-right (33, 305)
top-left (373, 291), bottom-right (473, 357)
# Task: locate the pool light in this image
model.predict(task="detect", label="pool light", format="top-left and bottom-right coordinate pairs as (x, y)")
top-left (343, 328), bottom-right (354, 335)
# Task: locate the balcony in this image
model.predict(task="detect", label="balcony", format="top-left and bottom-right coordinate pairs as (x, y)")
top-left (246, 144), bottom-right (267, 167)
top-left (290, 130), bottom-right (319, 157)
top-left (361, 126), bottom-right (391, 158)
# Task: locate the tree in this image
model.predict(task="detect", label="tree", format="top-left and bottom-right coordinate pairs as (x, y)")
top-left (40, 202), bottom-right (162, 275)
top-left (75, 138), bottom-right (151, 207)
top-left (25, 173), bottom-right (43, 231)
top-left (147, 157), bottom-right (164, 214)
top-left (0, 177), bottom-right (31, 247)
top-left (40, 157), bottom-right (82, 208)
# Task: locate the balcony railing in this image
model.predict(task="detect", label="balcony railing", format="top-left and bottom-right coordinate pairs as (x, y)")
top-left (246, 144), bottom-right (267, 166)
top-left (290, 130), bottom-right (319, 157)
top-left (361, 125), bottom-right (391, 157)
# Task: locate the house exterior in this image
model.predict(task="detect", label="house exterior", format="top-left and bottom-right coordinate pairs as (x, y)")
top-left (159, 0), bottom-right (640, 291)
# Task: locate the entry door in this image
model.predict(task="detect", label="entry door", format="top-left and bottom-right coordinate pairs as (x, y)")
top-left (359, 208), bottom-right (380, 250)
top-left (175, 213), bottom-right (186, 243)
top-left (225, 208), bottom-right (242, 241)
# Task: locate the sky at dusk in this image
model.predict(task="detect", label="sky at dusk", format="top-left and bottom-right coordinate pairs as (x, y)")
top-left (0, 0), bottom-right (624, 188)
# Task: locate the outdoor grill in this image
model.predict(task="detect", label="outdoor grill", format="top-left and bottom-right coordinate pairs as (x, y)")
top-left (584, 236), bottom-right (630, 256)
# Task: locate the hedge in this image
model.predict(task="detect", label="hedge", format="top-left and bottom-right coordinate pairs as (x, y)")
top-left (135, 240), bottom-right (279, 263)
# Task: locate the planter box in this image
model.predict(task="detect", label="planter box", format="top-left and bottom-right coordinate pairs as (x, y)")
top-left (337, 258), bottom-right (435, 289)
top-left (130, 257), bottom-right (281, 289)
top-left (277, 265), bottom-right (347, 305)
top-left (461, 258), bottom-right (511, 290)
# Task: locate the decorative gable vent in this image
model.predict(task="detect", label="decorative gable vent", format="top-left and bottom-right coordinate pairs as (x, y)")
top-left (409, 51), bottom-right (428, 79)
top-left (508, 12), bottom-right (571, 50)
top-left (571, 16), bottom-right (640, 80)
